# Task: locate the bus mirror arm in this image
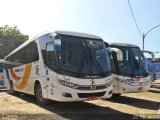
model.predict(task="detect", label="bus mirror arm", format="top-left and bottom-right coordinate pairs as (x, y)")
top-left (111, 48), bottom-right (123, 61)
top-left (142, 50), bottom-right (155, 61)
top-left (54, 35), bottom-right (61, 51)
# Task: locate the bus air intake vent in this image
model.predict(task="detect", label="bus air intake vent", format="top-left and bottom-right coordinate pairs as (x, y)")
top-left (77, 91), bottom-right (106, 98)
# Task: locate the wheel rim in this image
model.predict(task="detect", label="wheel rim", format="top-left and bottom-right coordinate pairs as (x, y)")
top-left (37, 86), bottom-right (45, 102)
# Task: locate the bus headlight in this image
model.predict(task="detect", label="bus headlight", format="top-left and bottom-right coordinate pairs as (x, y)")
top-left (58, 79), bottom-right (79, 89)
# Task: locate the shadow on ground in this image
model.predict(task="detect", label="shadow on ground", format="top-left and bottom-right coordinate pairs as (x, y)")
top-left (149, 89), bottom-right (160, 94)
top-left (107, 95), bottom-right (159, 111)
top-left (150, 85), bottom-right (160, 89)
top-left (151, 82), bottom-right (160, 85)
top-left (7, 92), bottom-right (134, 120)
top-left (0, 89), bottom-right (9, 92)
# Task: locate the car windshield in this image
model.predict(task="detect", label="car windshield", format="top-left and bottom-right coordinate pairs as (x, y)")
top-left (58, 35), bottom-right (111, 77)
top-left (116, 46), bottom-right (149, 77)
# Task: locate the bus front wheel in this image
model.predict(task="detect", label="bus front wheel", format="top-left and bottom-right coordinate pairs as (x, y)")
top-left (35, 84), bottom-right (49, 105)
top-left (112, 93), bottom-right (122, 97)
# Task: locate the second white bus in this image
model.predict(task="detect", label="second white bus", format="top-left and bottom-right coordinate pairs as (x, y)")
top-left (105, 42), bottom-right (151, 94)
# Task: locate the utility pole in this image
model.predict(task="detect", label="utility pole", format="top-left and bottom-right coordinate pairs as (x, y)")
top-left (142, 25), bottom-right (160, 50)
top-left (142, 33), bottom-right (145, 50)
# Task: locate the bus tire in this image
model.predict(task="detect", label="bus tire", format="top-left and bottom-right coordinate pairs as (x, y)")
top-left (112, 93), bottom-right (121, 97)
top-left (35, 84), bottom-right (49, 105)
top-left (10, 82), bottom-right (17, 95)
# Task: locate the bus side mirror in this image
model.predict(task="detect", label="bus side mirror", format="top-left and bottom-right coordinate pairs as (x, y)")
top-left (54, 35), bottom-right (61, 51)
top-left (142, 50), bottom-right (155, 62)
top-left (111, 48), bottom-right (123, 61)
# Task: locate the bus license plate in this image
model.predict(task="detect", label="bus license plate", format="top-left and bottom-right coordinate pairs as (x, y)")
top-left (86, 96), bottom-right (97, 101)
top-left (138, 87), bottom-right (143, 91)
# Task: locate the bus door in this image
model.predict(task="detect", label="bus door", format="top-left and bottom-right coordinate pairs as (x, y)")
top-left (111, 48), bottom-right (123, 93)
top-left (46, 42), bottom-right (57, 99)
top-left (111, 51), bottom-right (119, 93)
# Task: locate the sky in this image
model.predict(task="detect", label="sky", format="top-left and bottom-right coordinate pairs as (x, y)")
top-left (0, 0), bottom-right (160, 57)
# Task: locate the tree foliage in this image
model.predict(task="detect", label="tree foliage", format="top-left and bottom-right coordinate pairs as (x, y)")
top-left (0, 25), bottom-right (28, 59)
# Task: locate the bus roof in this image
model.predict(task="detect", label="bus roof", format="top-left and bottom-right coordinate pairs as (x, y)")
top-left (55, 31), bottom-right (102, 39)
top-left (109, 42), bottom-right (139, 48)
top-left (4, 31), bottom-right (102, 59)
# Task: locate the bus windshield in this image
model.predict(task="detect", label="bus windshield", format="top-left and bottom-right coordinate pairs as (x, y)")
top-left (116, 46), bottom-right (149, 77)
top-left (57, 35), bottom-right (111, 78)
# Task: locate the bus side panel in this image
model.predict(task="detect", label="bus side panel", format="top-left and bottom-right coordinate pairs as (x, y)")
top-left (27, 61), bottom-right (44, 95)
top-left (9, 61), bottom-right (47, 96)
top-left (7, 64), bottom-right (32, 93)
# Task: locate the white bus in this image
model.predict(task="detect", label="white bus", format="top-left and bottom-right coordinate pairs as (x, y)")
top-left (4, 31), bottom-right (113, 104)
top-left (105, 42), bottom-right (151, 94)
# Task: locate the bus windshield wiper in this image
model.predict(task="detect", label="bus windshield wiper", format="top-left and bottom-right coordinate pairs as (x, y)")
top-left (77, 41), bottom-right (90, 78)
top-left (88, 45), bottom-right (109, 77)
top-left (77, 53), bottom-right (88, 78)
top-left (130, 49), bottom-right (148, 77)
top-left (93, 57), bottom-right (109, 77)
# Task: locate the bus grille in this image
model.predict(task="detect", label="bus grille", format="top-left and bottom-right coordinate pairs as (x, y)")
top-left (76, 82), bottom-right (112, 90)
top-left (76, 85), bottom-right (107, 90)
top-left (77, 91), bottom-right (106, 98)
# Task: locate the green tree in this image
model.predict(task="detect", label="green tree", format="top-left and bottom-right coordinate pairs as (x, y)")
top-left (0, 25), bottom-right (28, 59)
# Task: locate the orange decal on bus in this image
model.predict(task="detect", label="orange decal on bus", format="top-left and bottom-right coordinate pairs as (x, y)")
top-left (10, 69), bottom-right (21, 81)
top-left (15, 63), bottom-right (32, 90)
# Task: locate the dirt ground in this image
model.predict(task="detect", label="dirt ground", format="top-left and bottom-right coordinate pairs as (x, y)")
top-left (0, 80), bottom-right (160, 120)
